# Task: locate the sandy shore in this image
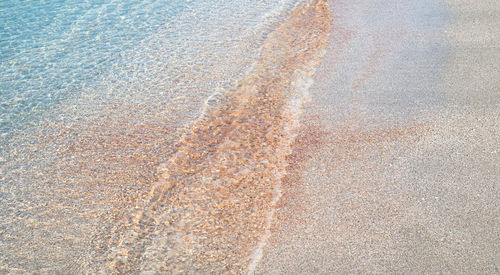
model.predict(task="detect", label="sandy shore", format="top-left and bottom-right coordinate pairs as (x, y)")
top-left (256, 0), bottom-right (499, 273)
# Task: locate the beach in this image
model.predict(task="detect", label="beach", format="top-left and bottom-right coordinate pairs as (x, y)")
top-left (0, 0), bottom-right (498, 273)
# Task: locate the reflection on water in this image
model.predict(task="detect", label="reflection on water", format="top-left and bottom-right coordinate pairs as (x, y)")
top-left (0, 0), bottom-right (331, 273)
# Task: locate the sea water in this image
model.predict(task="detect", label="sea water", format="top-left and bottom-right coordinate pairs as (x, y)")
top-left (1, 0), bottom-right (299, 138)
top-left (0, 0), bottom-right (330, 272)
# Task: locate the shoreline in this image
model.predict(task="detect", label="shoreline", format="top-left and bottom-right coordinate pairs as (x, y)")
top-left (103, 1), bottom-right (332, 273)
top-left (1, 0), bottom-right (497, 272)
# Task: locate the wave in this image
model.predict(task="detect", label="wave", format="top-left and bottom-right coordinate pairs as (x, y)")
top-left (102, 0), bottom-right (332, 273)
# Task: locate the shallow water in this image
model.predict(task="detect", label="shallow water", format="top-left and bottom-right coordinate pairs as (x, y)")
top-left (1, 0), bottom-right (297, 137)
top-left (0, 0), bottom-right (331, 272)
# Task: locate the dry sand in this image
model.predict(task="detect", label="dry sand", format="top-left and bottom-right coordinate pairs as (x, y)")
top-left (256, 0), bottom-right (499, 273)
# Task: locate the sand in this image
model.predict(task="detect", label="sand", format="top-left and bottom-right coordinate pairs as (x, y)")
top-left (255, 0), bottom-right (499, 273)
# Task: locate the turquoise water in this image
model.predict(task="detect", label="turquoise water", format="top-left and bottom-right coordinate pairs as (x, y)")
top-left (1, 0), bottom-right (297, 137)
top-left (2, 0), bottom-right (175, 134)
top-left (0, 0), bottom-right (305, 272)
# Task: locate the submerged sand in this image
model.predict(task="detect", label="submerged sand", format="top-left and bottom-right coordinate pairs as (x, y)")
top-left (2, 1), bottom-right (332, 273)
top-left (256, 0), bottom-right (499, 273)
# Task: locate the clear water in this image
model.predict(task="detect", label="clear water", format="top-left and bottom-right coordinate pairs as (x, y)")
top-left (1, 0), bottom-right (313, 272)
top-left (1, 0), bottom-right (299, 138)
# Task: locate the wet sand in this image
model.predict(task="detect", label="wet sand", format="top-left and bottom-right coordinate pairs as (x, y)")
top-left (256, 0), bottom-right (499, 273)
